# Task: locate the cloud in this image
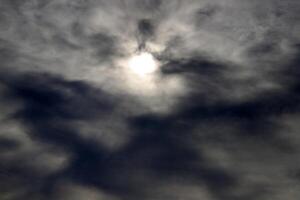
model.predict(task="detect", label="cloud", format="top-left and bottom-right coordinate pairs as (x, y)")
top-left (0, 0), bottom-right (300, 200)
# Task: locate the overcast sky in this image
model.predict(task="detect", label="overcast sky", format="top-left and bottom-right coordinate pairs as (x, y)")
top-left (1, 0), bottom-right (300, 199)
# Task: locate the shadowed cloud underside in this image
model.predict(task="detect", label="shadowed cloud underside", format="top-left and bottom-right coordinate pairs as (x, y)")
top-left (0, 0), bottom-right (300, 200)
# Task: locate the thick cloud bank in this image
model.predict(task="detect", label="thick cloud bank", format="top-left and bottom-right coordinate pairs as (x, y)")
top-left (1, 0), bottom-right (300, 199)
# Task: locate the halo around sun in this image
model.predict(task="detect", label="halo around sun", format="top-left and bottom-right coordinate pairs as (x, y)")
top-left (128, 52), bottom-right (159, 76)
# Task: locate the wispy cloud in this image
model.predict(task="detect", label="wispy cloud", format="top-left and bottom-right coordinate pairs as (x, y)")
top-left (0, 0), bottom-right (300, 199)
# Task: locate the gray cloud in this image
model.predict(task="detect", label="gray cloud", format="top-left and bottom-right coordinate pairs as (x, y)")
top-left (0, 0), bottom-right (300, 199)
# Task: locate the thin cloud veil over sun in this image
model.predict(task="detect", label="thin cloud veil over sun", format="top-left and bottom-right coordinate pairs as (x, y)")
top-left (128, 51), bottom-right (159, 75)
top-left (0, 0), bottom-right (300, 200)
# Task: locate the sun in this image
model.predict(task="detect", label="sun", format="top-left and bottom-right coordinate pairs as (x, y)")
top-left (128, 52), bottom-right (159, 76)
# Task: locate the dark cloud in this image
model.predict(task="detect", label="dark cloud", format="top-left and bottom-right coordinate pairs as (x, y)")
top-left (160, 57), bottom-right (225, 76)
top-left (137, 19), bottom-right (155, 50)
top-left (1, 65), bottom-right (300, 199)
top-left (1, 0), bottom-right (300, 200)
top-left (0, 137), bottom-right (20, 152)
top-left (0, 72), bottom-right (117, 198)
top-left (127, 114), bottom-right (237, 199)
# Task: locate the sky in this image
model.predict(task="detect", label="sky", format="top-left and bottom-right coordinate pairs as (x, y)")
top-left (0, 0), bottom-right (300, 199)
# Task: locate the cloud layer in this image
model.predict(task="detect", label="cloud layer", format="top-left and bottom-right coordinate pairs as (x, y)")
top-left (1, 0), bottom-right (300, 199)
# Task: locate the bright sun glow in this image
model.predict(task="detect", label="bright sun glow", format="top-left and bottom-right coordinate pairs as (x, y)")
top-left (128, 52), bottom-right (158, 75)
